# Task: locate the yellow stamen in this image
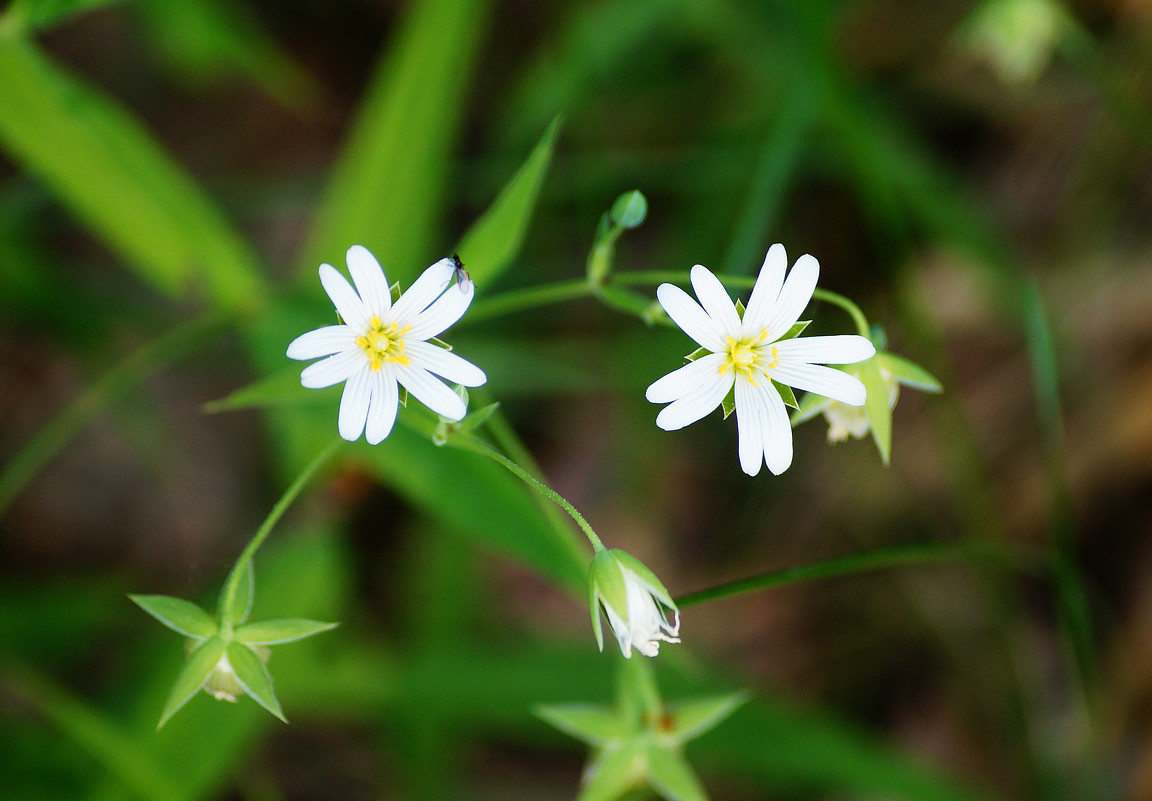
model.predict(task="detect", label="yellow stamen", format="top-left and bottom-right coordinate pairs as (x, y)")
top-left (358, 316), bottom-right (411, 370)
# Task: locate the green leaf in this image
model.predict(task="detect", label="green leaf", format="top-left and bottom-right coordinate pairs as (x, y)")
top-left (218, 560), bottom-right (254, 627)
top-left (0, 36), bottom-right (264, 309)
top-left (203, 367), bottom-right (331, 414)
top-left (157, 637), bottom-right (226, 729)
top-left (225, 642), bottom-right (285, 723)
top-left (457, 401), bottom-right (500, 435)
top-left (578, 745), bottom-right (643, 801)
top-left (234, 618), bottom-right (338, 645)
top-left (609, 189), bottom-right (647, 228)
top-left (129, 595), bottom-right (217, 640)
top-left (877, 351), bottom-right (943, 392)
top-left (612, 550), bottom-right (675, 611)
top-left (536, 704), bottom-right (626, 747)
top-left (858, 358), bottom-right (893, 465)
top-left (647, 746), bottom-right (709, 801)
top-left (3, 0), bottom-right (119, 32)
top-left (298, 0), bottom-right (490, 282)
top-left (668, 692), bottom-right (749, 743)
top-left (772, 380), bottom-right (799, 411)
top-left (455, 117), bottom-right (560, 285)
top-left (721, 388), bottom-right (736, 420)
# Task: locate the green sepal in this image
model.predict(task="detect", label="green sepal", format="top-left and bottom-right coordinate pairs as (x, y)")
top-left (721, 387), bottom-right (736, 420)
top-left (790, 390), bottom-right (829, 427)
top-left (589, 550), bottom-right (628, 650)
top-left (398, 385), bottom-right (409, 408)
top-left (426, 335), bottom-right (452, 351)
top-left (734, 298), bottom-right (746, 319)
top-left (666, 691), bottom-right (749, 742)
top-left (779, 320), bottom-right (810, 341)
top-left (129, 595), bottom-right (217, 639)
top-left (646, 746), bottom-right (708, 801)
top-left (609, 189), bottom-right (647, 229)
top-left (234, 618), bottom-right (338, 645)
top-left (535, 704), bottom-right (627, 747)
top-left (858, 358), bottom-right (893, 465)
top-left (389, 281), bottom-right (402, 304)
top-left (868, 323), bottom-right (888, 352)
top-left (877, 351), bottom-right (942, 392)
top-left (157, 636), bottom-right (226, 729)
top-left (577, 745), bottom-right (643, 801)
top-left (226, 641), bottom-right (286, 723)
top-left (218, 559), bottom-right (254, 626)
top-left (588, 571), bottom-right (605, 652)
top-left (612, 550), bottom-right (676, 612)
top-left (684, 346), bottom-right (710, 363)
top-left (772, 380), bottom-right (799, 411)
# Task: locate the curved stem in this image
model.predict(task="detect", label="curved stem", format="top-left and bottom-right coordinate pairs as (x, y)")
top-left (452, 435), bottom-right (605, 553)
top-left (810, 288), bottom-right (870, 337)
top-left (675, 541), bottom-right (1048, 608)
top-left (219, 438), bottom-right (342, 623)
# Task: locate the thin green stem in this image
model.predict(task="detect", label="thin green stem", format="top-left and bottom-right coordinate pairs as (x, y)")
top-left (810, 288), bottom-right (870, 337)
top-left (0, 310), bottom-right (231, 519)
top-left (452, 435), bottom-right (604, 553)
top-left (219, 439), bottom-right (342, 625)
top-left (675, 541), bottom-right (1048, 608)
top-left (465, 279), bottom-right (592, 324)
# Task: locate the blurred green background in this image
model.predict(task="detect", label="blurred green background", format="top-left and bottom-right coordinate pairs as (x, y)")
top-left (2, 0), bottom-right (1152, 799)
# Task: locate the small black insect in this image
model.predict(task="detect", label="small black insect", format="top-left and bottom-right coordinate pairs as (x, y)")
top-left (450, 253), bottom-right (471, 294)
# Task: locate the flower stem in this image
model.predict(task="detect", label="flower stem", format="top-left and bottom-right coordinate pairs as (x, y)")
top-left (810, 288), bottom-right (870, 337)
top-left (219, 438), bottom-right (342, 624)
top-left (465, 279), bottom-right (593, 324)
top-left (453, 435), bottom-right (605, 553)
top-left (674, 541), bottom-right (1047, 608)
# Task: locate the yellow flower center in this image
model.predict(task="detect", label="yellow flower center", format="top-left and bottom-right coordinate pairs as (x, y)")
top-left (718, 328), bottom-right (779, 385)
top-left (355, 315), bottom-right (411, 371)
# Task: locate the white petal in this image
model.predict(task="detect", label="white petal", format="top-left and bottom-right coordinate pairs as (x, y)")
top-left (319, 264), bottom-right (370, 332)
top-left (689, 265), bottom-right (741, 335)
top-left (774, 334), bottom-right (875, 365)
top-left (405, 277), bottom-right (474, 341)
top-left (734, 379), bottom-right (765, 476)
top-left (390, 258), bottom-right (454, 325)
top-left (645, 352), bottom-right (727, 403)
top-left (761, 384), bottom-right (793, 475)
top-left (656, 283), bottom-right (726, 351)
top-left (741, 244), bottom-right (786, 338)
top-left (300, 349), bottom-right (363, 389)
top-left (654, 369), bottom-right (733, 431)
top-left (771, 362), bottom-right (867, 405)
top-left (337, 366), bottom-right (372, 441)
top-left (396, 364), bottom-right (467, 420)
top-left (365, 369), bottom-right (399, 445)
top-left (286, 325), bottom-right (357, 361)
top-left (405, 340), bottom-right (486, 386)
top-left (346, 245), bottom-right (391, 317)
top-left (763, 254), bottom-right (818, 341)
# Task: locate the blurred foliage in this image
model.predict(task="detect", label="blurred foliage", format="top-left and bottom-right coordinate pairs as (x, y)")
top-left (2, 0), bottom-right (1152, 799)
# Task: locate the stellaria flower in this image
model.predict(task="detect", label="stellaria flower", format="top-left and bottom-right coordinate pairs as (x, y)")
top-left (287, 246), bottom-right (486, 444)
top-left (589, 549), bottom-right (680, 658)
top-left (645, 245), bottom-right (876, 476)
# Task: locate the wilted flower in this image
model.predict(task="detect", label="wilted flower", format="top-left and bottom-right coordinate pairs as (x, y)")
top-left (646, 245), bottom-right (875, 476)
top-left (287, 245), bottom-right (486, 444)
top-left (589, 549), bottom-right (680, 658)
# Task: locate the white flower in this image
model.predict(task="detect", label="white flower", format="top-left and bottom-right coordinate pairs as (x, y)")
top-left (287, 246), bottom-right (486, 444)
top-left (645, 244), bottom-right (876, 476)
top-left (589, 549), bottom-right (680, 658)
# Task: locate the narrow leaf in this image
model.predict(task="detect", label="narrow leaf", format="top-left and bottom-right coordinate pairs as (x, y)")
top-left (0, 36), bottom-right (264, 308)
top-left (234, 618), bottom-right (338, 645)
top-left (299, 0), bottom-right (490, 282)
top-left (455, 116), bottom-right (560, 284)
top-left (129, 595), bottom-right (217, 639)
top-left (646, 746), bottom-right (709, 801)
top-left (3, 0), bottom-right (119, 32)
top-left (158, 637), bottom-right (226, 729)
top-left (226, 642), bottom-right (286, 723)
top-left (203, 367), bottom-right (331, 414)
top-left (536, 704), bottom-right (626, 747)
